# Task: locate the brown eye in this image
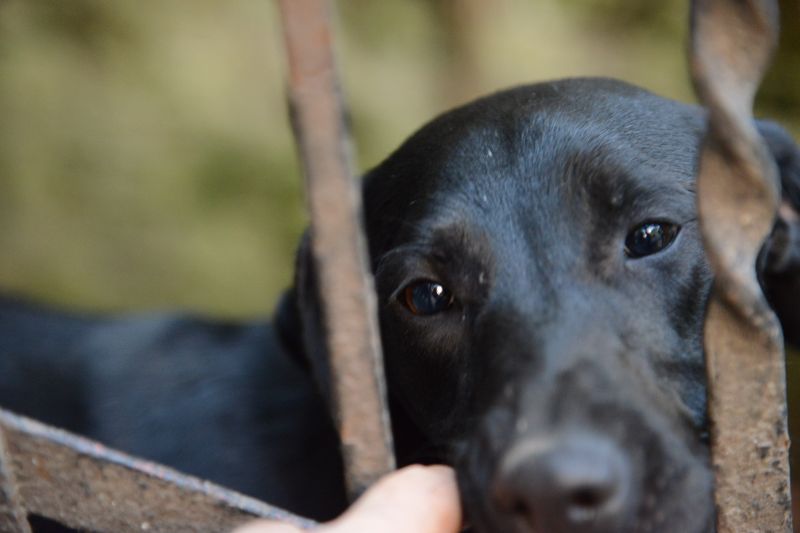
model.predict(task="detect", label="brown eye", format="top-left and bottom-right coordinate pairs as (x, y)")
top-left (624, 222), bottom-right (680, 258)
top-left (401, 281), bottom-right (454, 316)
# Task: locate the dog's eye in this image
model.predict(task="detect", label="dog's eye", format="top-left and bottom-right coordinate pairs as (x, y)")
top-left (624, 222), bottom-right (679, 258)
top-left (400, 281), bottom-right (454, 316)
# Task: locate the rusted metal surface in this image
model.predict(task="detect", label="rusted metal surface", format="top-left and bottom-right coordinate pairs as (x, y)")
top-left (0, 408), bottom-right (316, 532)
top-left (277, 0), bottom-right (396, 499)
top-left (0, 425), bottom-right (30, 533)
top-left (691, 0), bottom-right (793, 530)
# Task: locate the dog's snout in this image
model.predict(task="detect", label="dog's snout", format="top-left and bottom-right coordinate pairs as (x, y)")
top-left (492, 433), bottom-right (634, 531)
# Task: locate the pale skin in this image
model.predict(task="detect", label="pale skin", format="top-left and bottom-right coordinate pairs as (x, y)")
top-left (232, 465), bottom-right (462, 533)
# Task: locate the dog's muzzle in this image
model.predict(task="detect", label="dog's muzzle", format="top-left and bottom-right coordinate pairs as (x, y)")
top-left (456, 355), bottom-right (714, 533)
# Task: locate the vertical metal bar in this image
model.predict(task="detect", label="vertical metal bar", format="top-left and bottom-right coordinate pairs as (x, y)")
top-left (0, 427), bottom-right (31, 533)
top-left (691, 0), bottom-right (793, 530)
top-left (276, 0), bottom-right (396, 499)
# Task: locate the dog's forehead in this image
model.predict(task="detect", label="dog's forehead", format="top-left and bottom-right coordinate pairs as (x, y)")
top-left (363, 78), bottom-right (705, 254)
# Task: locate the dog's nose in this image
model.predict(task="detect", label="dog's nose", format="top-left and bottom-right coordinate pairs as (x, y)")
top-left (493, 433), bottom-right (633, 531)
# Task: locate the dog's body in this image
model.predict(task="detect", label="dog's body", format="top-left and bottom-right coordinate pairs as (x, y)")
top-left (0, 296), bottom-right (347, 520)
top-left (1, 78), bottom-right (799, 533)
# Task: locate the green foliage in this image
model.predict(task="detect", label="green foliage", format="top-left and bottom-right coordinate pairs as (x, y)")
top-left (0, 0), bottom-right (797, 317)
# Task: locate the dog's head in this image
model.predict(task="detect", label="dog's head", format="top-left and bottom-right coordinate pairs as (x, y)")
top-left (277, 78), bottom-right (800, 533)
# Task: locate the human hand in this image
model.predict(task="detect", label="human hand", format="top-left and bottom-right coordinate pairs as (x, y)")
top-left (232, 464), bottom-right (461, 533)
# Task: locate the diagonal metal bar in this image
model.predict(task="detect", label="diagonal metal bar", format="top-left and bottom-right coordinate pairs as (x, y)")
top-left (691, 0), bottom-right (793, 531)
top-left (277, 0), bottom-right (396, 499)
top-left (0, 425), bottom-right (30, 533)
top-left (0, 408), bottom-right (316, 532)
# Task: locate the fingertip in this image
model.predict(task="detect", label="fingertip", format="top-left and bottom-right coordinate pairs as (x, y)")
top-left (231, 520), bottom-right (303, 533)
top-left (328, 464), bottom-right (462, 533)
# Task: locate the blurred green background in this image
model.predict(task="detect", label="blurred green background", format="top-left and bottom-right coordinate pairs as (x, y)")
top-left (0, 0), bottom-right (798, 317)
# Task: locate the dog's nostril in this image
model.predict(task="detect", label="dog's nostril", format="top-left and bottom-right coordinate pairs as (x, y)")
top-left (549, 446), bottom-right (621, 516)
top-left (571, 486), bottom-right (607, 509)
top-left (493, 433), bottom-right (634, 530)
top-left (563, 480), bottom-right (618, 525)
top-left (510, 500), bottom-right (530, 517)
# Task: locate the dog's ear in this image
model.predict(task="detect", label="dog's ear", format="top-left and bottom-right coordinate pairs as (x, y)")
top-left (273, 230), bottom-right (333, 402)
top-left (757, 121), bottom-right (800, 346)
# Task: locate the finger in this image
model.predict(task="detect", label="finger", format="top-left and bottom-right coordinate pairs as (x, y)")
top-left (321, 465), bottom-right (461, 533)
top-left (230, 520), bottom-right (303, 533)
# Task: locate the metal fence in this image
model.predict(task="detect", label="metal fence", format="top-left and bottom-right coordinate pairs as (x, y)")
top-left (0, 0), bottom-right (793, 531)
top-left (692, 1), bottom-right (792, 530)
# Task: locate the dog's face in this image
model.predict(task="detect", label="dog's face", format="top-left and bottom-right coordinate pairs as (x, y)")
top-left (282, 77), bottom-right (800, 533)
top-left (363, 78), bottom-right (715, 533)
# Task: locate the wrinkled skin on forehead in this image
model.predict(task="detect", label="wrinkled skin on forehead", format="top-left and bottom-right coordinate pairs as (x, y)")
top-left (346, 78), bottom-right (799, 533)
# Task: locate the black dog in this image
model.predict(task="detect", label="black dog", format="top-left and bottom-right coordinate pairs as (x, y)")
top-left (1, 78), bottom-right (799, 533)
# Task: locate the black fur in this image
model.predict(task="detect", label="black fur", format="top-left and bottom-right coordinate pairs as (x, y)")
top-left (1, 78), bottom-right (799, 532)
top-left (0, 296), bottom-right (347, 521)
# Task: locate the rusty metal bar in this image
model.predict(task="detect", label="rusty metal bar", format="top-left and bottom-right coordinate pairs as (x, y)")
top-left (691, 0), bottom-right (793, 530)
top-left (277, 0), bottom-right (396, 498)
top-left (0, 425), bottom-right (30, 533)
top-left (0, 408), bottom-right (315, 532)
